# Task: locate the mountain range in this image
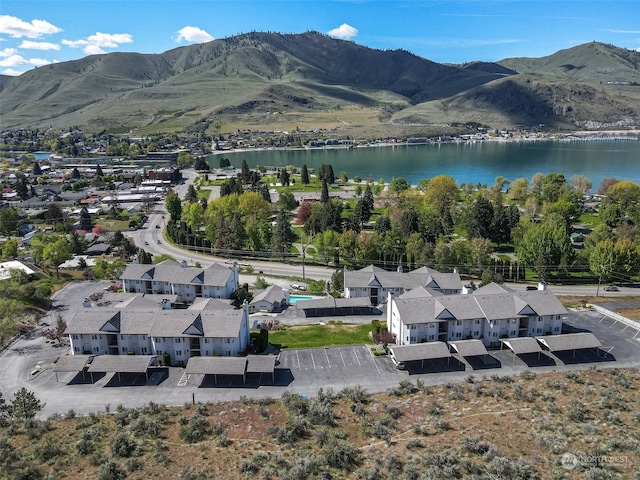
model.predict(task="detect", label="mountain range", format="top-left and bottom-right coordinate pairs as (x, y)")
top-left (1, 31), bottom-right (639, 134)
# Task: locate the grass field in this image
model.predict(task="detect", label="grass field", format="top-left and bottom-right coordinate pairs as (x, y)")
top-left (268, 323), bottom-right (374, 349)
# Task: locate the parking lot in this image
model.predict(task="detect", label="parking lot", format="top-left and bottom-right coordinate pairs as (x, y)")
top-left (3, 292), bottom-right (640, 417)
top-left (278, 344), bottom-right (398, 377)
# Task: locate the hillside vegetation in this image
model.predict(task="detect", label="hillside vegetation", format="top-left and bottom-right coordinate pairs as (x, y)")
top-left (1, 368), bottom-right (638, 479)
top-left (1, 33), bottom-right (639, 134)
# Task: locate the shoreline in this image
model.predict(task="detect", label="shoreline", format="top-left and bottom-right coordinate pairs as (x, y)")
top-left (209, 131), bottom-right (640, 155)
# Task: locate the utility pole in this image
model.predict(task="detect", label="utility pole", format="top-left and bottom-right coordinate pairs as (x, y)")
top-left (301, 233), bottom-right (314, 280)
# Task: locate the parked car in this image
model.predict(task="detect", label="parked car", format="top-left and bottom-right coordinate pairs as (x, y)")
top-left (525, 286), bottom-right (537, 291)
top-left (604, 285), bottom-right (619, 292)
top-left (290, 283), bottom-right (307, 291)
top-left (155, 225), bottom-right (160, 229)
top-left (144, 241), bottom-right (149, 245)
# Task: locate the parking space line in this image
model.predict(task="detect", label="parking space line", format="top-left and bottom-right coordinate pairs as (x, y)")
top-left (352, 346), bottom-right (362, 366)
top-left (296, 350), bottom-right (301, 370)
top-left (339, 349), bottom-right (346, 367)
top-left (325, 348), bottom-right (331, 368)
top-left (310, 351), bottom-right (317, 370)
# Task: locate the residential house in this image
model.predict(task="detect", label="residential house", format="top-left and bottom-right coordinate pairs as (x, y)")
top-left (387, 283), bottom-right (566, 348)
top-left (120, 260), bottom-right (239, 303)
top-left (250, 284), bottom-right (289, 312)
top-left (344, 265), bottom-right (462, 306)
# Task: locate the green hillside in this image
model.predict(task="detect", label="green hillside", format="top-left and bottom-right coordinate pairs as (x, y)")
top-left (1, 34), bottom-right (639, 133)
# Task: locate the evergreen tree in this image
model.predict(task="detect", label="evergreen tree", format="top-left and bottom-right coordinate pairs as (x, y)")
top-left (185, 184), bottom-right (198, 203)
top-left (241, 159), bottom-right (251, 183)
top-left (467, 196), bottom-right (494, 239)
top-left (9, 388), bottom-right (44, 424)
top-left (95, 163), bottom-right (104, 177)
top-left (71, 167), bottom-right (81, 179)
top-left (219, 157), bottom-right (231, 168)
top-left (317, 163), bottom-right (335, 184)
top-left (301, 164), bottom-right (310, 185)
top-left (15, 173), bottom-right (29, 200)
top-left (79, 206), bottom-right (93, 231)
top-left (321, 180), bottom-right (329, 203)
top-left (32, 162), bottom-right (42, 175)
top-left (228, 213), bottom-right (247, 251)
top-left (279, 168), bottom-right (290, 187)
top-left (271, 210), bottom-right (293, 254)
top-left (363, 184), bottom-right (374, 214)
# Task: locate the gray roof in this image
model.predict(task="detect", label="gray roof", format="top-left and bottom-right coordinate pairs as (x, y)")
top-left (150, 310), bottom-right (243, 338)
top-left (293, 296), bottom-right (372, 310)
top-left (53, 355), bottom-right (95, 373)
top-left (251, 284), bottom-right (286, 305)
top-left (246, 355), bottom-right (277, 373)
top-left (67, 307), bottom-right (243, 338)
top-left (449, 339), bottom-right (488, 357)
top-left (188, 297), bottom-right (235, 311)
top-left (120, 259), bottom-right (234, 287)
top-left (397, 286), bottom-right (444, 299)
top-left (393, 285), bottom-right (567, 324)
top-left (185, 356), bottom-right (247, 375)
top-left (345, 265), bottom-right (462, 292)
top-left (87, 355), bottom-right (159, 373)
top-left (536, 333), bottom-right (601, 351)
top-left (111, 293), bottom-right (179, 309)
top-left (474, 283), bottom-right (514, 295)
top-left (390, 342), bottom-right (451, 362)
top-left (500, 337), bottom-right (543, 354)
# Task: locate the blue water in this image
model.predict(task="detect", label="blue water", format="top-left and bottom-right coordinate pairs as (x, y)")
top-left (289, 295), bottom-right (313, 304)
top-left (209, 139), bottom-right (640, 189)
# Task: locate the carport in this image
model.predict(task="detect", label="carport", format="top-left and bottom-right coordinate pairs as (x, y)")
top-left (500, 337), bottom-right (543, 364)
top-left (185, 357), bottom-right (248, 384)
top-left (536, 333), bottom-right (602, 358)
top-left (86, 355), bottom-right (159, 383)
top-left (449, 339), bottom-right (489, 360)
top-left (53, 354), bottom-right (95, 382)
top-left (246, 355), bottom-right (277, 383)
top-left (389, 342), bottom-right (451, 369)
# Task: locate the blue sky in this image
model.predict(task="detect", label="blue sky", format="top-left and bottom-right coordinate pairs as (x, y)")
top-left (2, 0), bottom-right (639, 76)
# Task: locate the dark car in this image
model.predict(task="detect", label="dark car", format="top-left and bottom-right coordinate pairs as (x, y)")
top-left (525, 286), bottom-right (537, 291)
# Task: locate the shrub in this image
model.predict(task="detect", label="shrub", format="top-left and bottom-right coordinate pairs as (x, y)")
top-left (98, 460), bottom-right (127, 480)
top-left (34, 438), bottom-right (63, 462)
top-left (111, 432), bottom-right (139, 458)
top-left (340, 385), bottom-right (367, 404)
top-left (324, 438), bottom-right (361, 471)
top-left (180, 414), bottom-right (211, 443)
top-left (76, 438), bottom-right (96, 455)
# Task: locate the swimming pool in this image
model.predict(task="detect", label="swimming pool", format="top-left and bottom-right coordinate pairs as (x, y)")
top-left (289, 295), bottom-right (313, 304)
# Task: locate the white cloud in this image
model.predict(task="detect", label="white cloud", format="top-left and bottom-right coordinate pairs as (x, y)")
top-left (0, 47), bottom-right (18, 58)
top-left (29, 57), bottom-right (56, 67)
top-left (2, 68), bottom-right (25, 76)
top-left (83, 45), bottom-right (106, 55)
top-left (604, 29), bottom-right (640, 34)
top-left (0, 53), bottom-right (27, 67)
top-left (62, 32), bottom-right (133, 55)
top-left (175, 26), bottom-right (214, 43)
top-left (327, 23), bottom-right (358, 40)
top-left (18, 40), bottom-right (60, 51)
top-left (0, 15), bottom-right (62, 39)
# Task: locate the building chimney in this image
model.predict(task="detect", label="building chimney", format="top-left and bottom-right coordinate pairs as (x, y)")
top-left (462, 284), bottom-right (473, 294)
top-left (453, 267), bottom-right (459, 274)
top-left (82, 297), bottom-right (91, 308)
top-left (397, 265), bottom-right (403, 273)
top-left (537, 281), bottom-right (547, 291)
top-left (180, 260), bottom-right (188, 268)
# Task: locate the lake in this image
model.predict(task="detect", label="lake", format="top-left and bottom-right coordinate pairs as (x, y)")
top-left (208, 138), bottom-right (640, 189)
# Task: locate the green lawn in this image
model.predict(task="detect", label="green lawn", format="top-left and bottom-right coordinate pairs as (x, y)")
top-left (268, 323), bottom-right (375, 349)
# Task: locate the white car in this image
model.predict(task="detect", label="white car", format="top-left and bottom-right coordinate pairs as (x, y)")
top-left (290, 283), bottom-right (307, 291)
top-left (604, 285), bottom-right (619, 292)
